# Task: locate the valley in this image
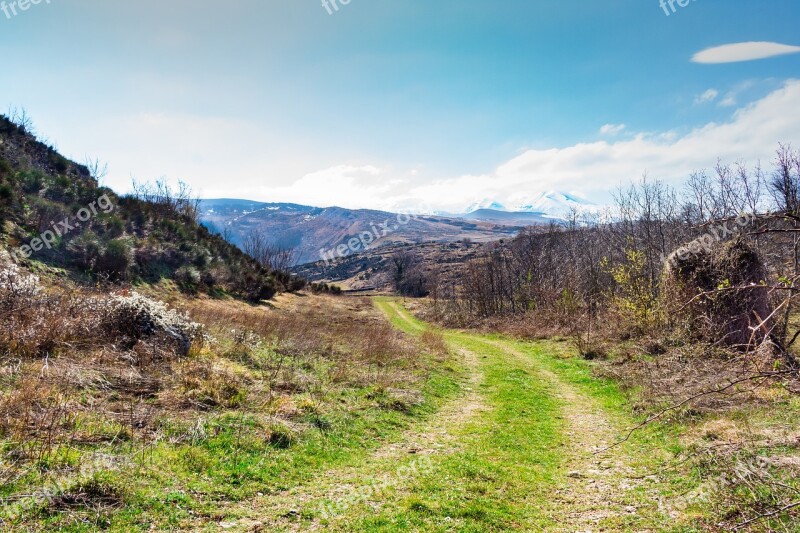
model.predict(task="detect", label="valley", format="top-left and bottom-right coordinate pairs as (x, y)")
top-left (3, 2), bottom-right (800, 530)
top-left (199, 200), bottom-right (521, 266)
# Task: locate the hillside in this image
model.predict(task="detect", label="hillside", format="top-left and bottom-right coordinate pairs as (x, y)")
top-left (199, 199), bottom-right (520, 265)
top-left (0, 113), bottom-right (460, 531)
top-left (292, 239), bottom-right (486, 291)
top-left (0, 116), bottom-right (290, 301)
top-left (451, 208), bottom-right (553, 226)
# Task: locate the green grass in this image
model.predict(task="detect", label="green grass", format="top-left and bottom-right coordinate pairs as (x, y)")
top-left (339, 335), bottom-right (564, 531)
top-left (356, 298), bottom-right (691, 532)
top-left (9, 298), bottom-right (797, 531)
top-left (1, 330), bottom-right (463, 531)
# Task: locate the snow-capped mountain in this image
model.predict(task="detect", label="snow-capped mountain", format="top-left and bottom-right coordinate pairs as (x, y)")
top-left (463, 199), bottom-right (508, 213)
top-left (509, 191), bottom-right (598, 217)
top-left (458, 191), bottom-right (598, 218)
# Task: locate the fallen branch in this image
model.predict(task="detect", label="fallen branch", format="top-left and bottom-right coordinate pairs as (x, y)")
top-left (734, 500), bottom-right (800, 530)
top-left (595, 370), bottom-right (795, 454)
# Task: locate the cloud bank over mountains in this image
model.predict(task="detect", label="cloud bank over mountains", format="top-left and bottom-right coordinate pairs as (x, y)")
top-left (272, 80), bottom-right (800, 213)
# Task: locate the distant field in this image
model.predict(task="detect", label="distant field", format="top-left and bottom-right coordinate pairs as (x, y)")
top-left (291, 240), bottom-right (484, 291)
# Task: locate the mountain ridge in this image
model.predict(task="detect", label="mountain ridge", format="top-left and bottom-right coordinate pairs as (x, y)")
top-left (199, 199), bottom-right (521, 265)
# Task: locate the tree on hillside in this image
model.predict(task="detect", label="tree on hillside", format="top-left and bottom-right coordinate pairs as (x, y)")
top-left (242, 230), bottom-right (297, 272)
top-left (391, 250), bottom-right (429, 297)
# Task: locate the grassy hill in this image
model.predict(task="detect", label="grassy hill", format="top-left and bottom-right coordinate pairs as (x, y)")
top-left (0, 115), bottom-right (457, 530)
top-left (0, 115), bottom-right (291, 301)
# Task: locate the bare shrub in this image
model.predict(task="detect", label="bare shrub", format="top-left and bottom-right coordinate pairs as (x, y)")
top-left (420, 330), bottom-right (449, 360)
top-left (0, 266), bottom-right (106, 357)
top-left (0, 378), bottom-right (73, 457)
top-left (356, 322), bottom-right (413, 367)
top-left (130, 178), bottom-right (200, 222)
top-left (242, 230), bottom-right (298, 272)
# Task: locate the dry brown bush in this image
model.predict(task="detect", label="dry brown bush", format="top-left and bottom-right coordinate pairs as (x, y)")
top-left (596, 343), bottom-right (795, 414)
top-left (172, 358), bottom-right (250, 409)
top-left (662, 239), bottom-right (773, 350)
top-left (420, 330), bottom-right (449, 360)
top-left (0, 377), bottom-right (74, 458)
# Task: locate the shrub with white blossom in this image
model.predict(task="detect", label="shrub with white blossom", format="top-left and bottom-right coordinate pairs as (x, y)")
top-left (0, 264), bottom-right (41, 311)
top-left (103, 292), bottom-right (206, 355)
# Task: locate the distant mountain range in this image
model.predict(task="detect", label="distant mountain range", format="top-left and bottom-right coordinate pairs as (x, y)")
top-left (199, 200), bottom-right (519, 265)
top-left (451, 191), bottom-right (599, 218)
top-left (199, 191), bottom-right (599, 265)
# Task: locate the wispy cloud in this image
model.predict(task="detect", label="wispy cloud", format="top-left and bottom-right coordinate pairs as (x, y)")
top-left (694, 88), bottom-right (719, 105)
top-left (692, 42), bottom-right (800, 64)
top-left (599, 123), bottom-right (626, 136)
top-left (719, 94), bottom-right (737, 107)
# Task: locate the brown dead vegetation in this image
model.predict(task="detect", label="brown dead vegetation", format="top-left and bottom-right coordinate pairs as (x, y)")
top-left (0, 268), bottom-right (435, 488)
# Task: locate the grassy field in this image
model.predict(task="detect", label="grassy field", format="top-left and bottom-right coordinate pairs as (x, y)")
top-left (0, 293), bottom-right (461, 531)
top-left (193, 298), bottom-right (690, 531)
top-left (2, 294), bottom-right (799, 531)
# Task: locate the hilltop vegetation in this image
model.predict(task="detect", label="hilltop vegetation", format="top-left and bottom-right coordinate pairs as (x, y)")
top-left (0, 113), bottom-right (293, 301)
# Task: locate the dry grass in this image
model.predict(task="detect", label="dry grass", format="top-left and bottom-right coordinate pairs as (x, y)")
top-left (0, 266), bottom-right (442, 523)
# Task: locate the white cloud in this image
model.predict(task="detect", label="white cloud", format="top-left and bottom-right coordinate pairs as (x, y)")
top-left (264, 164), bottom-right (391, 209)
top-left (694, 88), bottom-right (719, 104)
top-left (94, 81), bottom-right (800, 214)
top-left (599, 123), bottom-right (626, 136)
top-left (719, 94), bottom-right (737, 107)
top-left (693, 42), bottom-right (800, 64)
top-left (396, 80), bottom-right (800, 212)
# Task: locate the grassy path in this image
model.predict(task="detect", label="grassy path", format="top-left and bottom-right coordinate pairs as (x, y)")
top-left (218, 298), bottom-right (676, 532)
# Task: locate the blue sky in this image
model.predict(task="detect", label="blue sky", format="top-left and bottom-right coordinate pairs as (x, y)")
top-left (1, 0), bottom-right (799, 211)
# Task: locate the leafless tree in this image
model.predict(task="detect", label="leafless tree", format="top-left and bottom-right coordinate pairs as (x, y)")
top-left (433, 146), bottom-right (800, 358)
top-left (6, 106), bottom-right (35, 135)
top-left (84, 156), bottom-right (109, 183)
top-left (390, 250), bottom-right (429, 297)
top-left (131, 178), bottom-right (200, 222)
top-left (769, 144), bottom-right (799, 214)
top-left (242, 230), bottom-right (297, 272)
